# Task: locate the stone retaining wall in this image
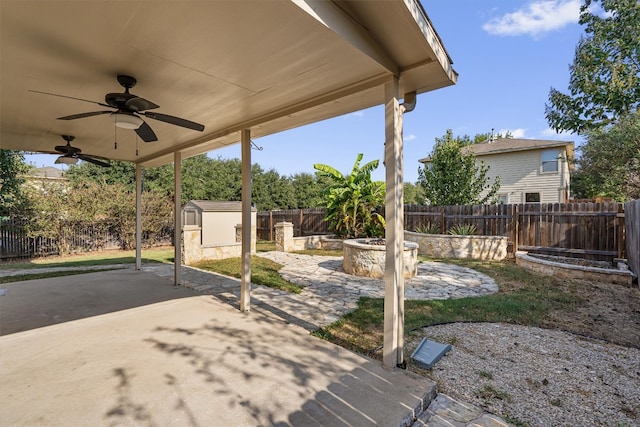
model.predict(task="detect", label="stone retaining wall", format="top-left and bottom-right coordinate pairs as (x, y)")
top-left (275, 222), bottom-right (343, 252)
top-left (404, 231), bottom-right (507, 260)
top-left (515, 251), bottom-right (634, 286)
top-left (182, 225), bottom-right (256, 265)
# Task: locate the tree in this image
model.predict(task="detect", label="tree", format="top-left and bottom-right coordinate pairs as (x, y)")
top-left (417, 130), bottom-right (501, 206)
top-left (290, 172), bottom-right (323, 208)
top-left (546, 0), bottom-right (640, 134)
top-left (571, 110), bottom-right (640, 200)
top-left (0, 150), bottom-right (31, 216)
top-left (314, 154), bottom-right (385, 238)
top-left (403, 182), bottom-right (425, 205)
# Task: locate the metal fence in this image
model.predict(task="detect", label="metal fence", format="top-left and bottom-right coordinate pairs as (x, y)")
top-left (0, 218), bottom-right (173, 260)
top-left (256, 202), bottom-right (626, 262)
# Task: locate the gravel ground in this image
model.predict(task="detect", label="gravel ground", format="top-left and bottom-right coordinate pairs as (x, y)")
top-left (409, 322), bottom-right (640, 427)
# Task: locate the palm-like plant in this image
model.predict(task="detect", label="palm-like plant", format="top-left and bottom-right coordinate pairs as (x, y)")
top-left (314, 153), bottom-right (385, 239)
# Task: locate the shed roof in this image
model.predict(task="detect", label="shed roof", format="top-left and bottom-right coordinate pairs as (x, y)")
top-left (184, 201), bottom-right (256, 213)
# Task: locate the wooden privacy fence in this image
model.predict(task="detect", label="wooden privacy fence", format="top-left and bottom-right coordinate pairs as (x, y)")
top-left (257, 202), bottom-right (626, 262)
top-left (625, 200), bottom-right (640, 277)
top-left (256, 208), bottom-right (328, 240)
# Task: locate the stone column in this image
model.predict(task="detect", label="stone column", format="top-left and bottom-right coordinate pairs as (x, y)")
top-left (236, 224), bottom-right (257, 253)
top-left (182, 225), bottom-right (202, 265)
top-left (275, 222), bottom-right (294, 252)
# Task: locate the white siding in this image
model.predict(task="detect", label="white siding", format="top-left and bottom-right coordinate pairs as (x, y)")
top-left (478, 148), bottom-right (570, 203)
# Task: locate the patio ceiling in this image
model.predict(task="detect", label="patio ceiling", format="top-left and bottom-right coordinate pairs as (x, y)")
top-left (0, 0), bottom-right (457, 168)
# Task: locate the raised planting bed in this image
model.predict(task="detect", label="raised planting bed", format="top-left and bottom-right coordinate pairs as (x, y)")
top-left (515, 251), bottom-right (635, 286)
top-left (405, 231), bottom-right (507, 260)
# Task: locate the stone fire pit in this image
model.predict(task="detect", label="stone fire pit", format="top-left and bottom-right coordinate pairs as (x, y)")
top-left (342, 238), bottom-right (418, 279)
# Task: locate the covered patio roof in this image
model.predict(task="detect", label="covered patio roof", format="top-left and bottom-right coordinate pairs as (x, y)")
top-left (1, 0), bottom-right (458, 371)
top-left (1, 0), bottom-right (456, 166)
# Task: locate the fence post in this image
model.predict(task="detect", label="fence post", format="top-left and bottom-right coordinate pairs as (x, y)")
top-left (269, 211), bottom-right (273, 241)
top-left (439, 208), bottom-right (445, 234)
top-left (513, 204), bottom-right (519, 254)
top-left (300, 209), bottom-right (304, 236)
top-left (617, 204), bottom-right (625, 259)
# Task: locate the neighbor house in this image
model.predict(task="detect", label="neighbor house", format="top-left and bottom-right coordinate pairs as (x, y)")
top-left (419, 138), bottom-right (574, 204)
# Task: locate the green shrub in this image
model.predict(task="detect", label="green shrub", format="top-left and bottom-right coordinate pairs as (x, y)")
top-left (414, 222), bottom-right (440, 234)
top-left (448, 223), bottom-right (477, 235)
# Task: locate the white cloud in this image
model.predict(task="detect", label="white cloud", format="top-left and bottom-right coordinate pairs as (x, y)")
top-left (541, 127), bottom-right (574, 138)
top-left (482, 0), bottom-right (580, 37)
top-left (499, 128), bottom-right (527, 138)
top-left (404, 134), bottom-right (417, 141)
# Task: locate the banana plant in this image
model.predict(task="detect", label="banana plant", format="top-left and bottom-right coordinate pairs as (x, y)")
top-left (314, 153), bottom-right (385, 239)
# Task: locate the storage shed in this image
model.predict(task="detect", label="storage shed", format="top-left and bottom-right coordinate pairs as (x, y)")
top-left (183, 201), bottom-right (257, 246)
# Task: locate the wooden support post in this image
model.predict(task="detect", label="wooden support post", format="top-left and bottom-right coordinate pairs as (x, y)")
top-left (241, 129), bottom-right (252, 312)
top-left (135, 164), bottom-right (142, 270)
top-left (174, 151), bottom-right (182, 286)
top-left (383, 76), bottom-right (405, 370)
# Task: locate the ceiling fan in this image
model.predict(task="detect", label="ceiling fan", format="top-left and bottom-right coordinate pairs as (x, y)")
top-left (31, 75), bottom-right (205, 142)
top-left (54, 135), bottom-right (111, 167)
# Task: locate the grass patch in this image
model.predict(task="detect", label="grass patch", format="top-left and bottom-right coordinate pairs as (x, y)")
top-left (0, 268), bottom-right (123, 284)
top-left (314, 258), bottom-right (582, 356)
top-left (0, 247), bottom-right (174, 270)
top-left (192, 256), bottom-right (303, 294)
top-left (256, 240), bottom-right (276, 252)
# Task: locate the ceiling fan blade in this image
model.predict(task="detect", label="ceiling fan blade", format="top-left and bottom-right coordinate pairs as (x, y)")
top-left (29, 90), bottom-right (112, 108)
top-left (135, 120), bottom-right (158, 142)
top-left (57, 111), bottom-right (113, 120)
top-left (126, 97), bottom-right (160, 112)
top-left (77, 154), bottom-right (111, 168)
top-left (142, 111), bottom-right (205, 131)
top-left (54, 144), bottom-right (81, 155)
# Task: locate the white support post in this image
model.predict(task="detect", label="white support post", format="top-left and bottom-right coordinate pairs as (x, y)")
top-left (240, 129), bottom-right (252, 312)
top-left (174, 151), bottom-right (182, 286)
top-left (383, 76), bottom-right (405, 370)
top-left (135, 164), bottom-right (143, 270)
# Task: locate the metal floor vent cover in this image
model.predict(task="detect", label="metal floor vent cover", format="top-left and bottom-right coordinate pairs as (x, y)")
top-left (410, 338), bottom-right (452, 370)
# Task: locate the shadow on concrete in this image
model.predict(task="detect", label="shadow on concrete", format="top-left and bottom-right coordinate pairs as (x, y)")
top-left (101, 300), bottom-right (433, 426)
top-left (0, 268), bottom-right (195, 335)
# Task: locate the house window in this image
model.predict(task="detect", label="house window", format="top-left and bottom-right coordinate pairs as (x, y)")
top-left (497, 193), bottom-right (509, 204)
top-left (541, 149), bottom-right (559, 173)
top-left (525, 192), bottom-right (541, 203)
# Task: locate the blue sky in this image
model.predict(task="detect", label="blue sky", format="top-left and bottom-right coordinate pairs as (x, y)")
top-left (26, 0), bottom-right (585, 183)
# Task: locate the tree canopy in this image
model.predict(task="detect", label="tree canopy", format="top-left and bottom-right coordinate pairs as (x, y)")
top-left (0, 150), bottom-right (30, 217)
top-left (546, 0), bottom-right (640, 134)
top-left (571, 109), bottom-right (640, 201)
top-left (417, 130), bottom-right (501, 206)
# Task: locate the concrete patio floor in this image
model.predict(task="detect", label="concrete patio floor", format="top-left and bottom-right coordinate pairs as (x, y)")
top-left (0, 269), bottom-right (436, 426)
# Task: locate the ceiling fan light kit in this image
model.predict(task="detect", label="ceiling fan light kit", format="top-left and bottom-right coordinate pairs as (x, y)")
top-left (53, 135), bottom-right (111, 168)
top-left (55, 155), bottom-right (78, 165)
top-left (114, 113), bottom-right (143, 129)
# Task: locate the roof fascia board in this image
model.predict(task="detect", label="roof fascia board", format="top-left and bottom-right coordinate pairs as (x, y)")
top-left (470, 142), bottom-right (574, 157)
top-left (403, 0), bottom-right (457, 84)
top-left (137, 73), bottom-right (390, 166)
top-left (419, 142), bottom-right (574, 163)
top-left (291, 0), bottom-right (398, 75)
